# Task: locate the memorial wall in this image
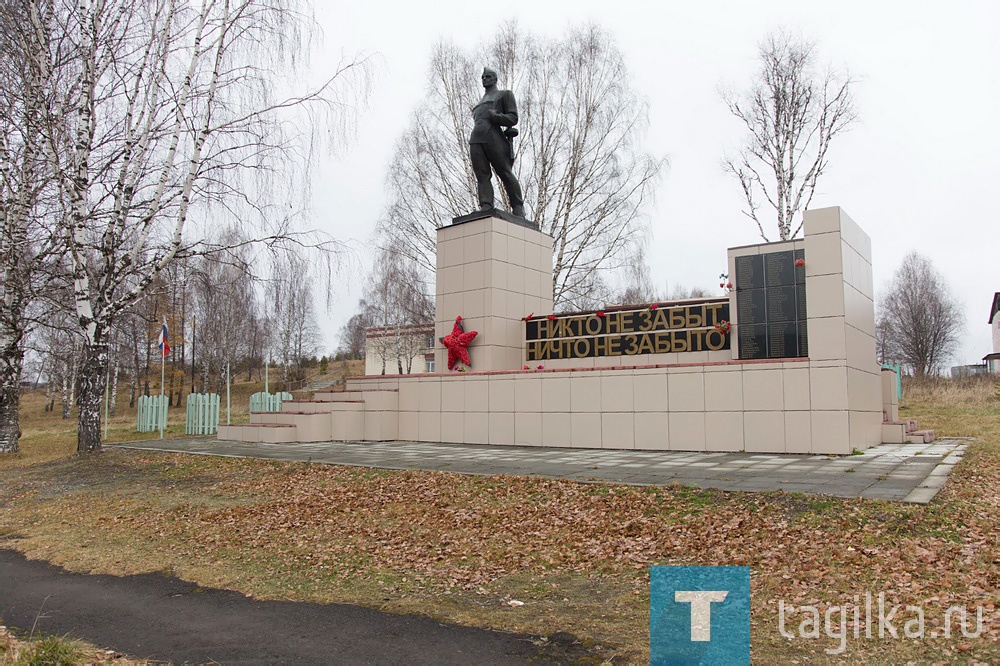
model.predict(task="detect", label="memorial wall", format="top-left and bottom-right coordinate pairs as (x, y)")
top-left (525, 301), bottom-right (731, 361)
top-left (221, 205), bottom-right (884, 454)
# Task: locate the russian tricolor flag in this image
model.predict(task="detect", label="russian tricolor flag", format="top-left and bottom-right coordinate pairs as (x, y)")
top-left (158, 321), bottom-right (170, 357)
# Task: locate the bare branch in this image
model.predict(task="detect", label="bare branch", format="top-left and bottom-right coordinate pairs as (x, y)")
top-left (877, 252), bottom-right (964, 376)
top-left (722, 30), bottom-right (856, 241)
top-left (377, 23), bottom-right (664, 310)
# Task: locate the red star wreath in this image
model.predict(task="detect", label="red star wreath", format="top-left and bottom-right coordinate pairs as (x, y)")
top-left (439, 315), bottom-right (478, 371)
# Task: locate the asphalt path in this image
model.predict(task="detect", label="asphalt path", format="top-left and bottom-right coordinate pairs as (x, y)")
top-left (0, 549), bottom-right (584, 665)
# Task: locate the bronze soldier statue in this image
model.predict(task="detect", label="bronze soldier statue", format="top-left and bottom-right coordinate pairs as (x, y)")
top-left (469, 67), bottom-right (525, 217)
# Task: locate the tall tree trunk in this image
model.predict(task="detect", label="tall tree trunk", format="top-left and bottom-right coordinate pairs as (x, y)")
top-left (69, 354), bottom-right (78, 408)
top-left (144, 314), bottom-right (154, 398)
top-left (61, 362), bottom-right (71, 419)
top-left (110, 357), bottom-right (119, 416)
top-left (45, 374), bottom-right (54, 412)
top-left (76, 340), bottom-right (108, 453)
top-left (130, 322), bottom-right (140, 408)
top-left (0, 325), bottom-right (24, 453)
top-left (168, 358), bottom-right (176, 406)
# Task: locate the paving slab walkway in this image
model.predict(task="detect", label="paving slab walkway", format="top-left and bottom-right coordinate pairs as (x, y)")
top-left (116, 438), bottom-right (968, 504)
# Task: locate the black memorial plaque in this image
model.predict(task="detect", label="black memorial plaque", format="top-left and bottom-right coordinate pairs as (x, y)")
top-left (736, 249), bottom-right (809, 359)
top-left (767, 322), bottom-right (798, 358)
top-left (765, 250), bottom-right (795, 287)
top-left (738, 323), bottom-right (766, 361)
top-left (734, 254), bottom-right (764, 291)
top-left (765, 285), bottom-right (796, 323)
top-left (737, 288), bottom-right (765, 325)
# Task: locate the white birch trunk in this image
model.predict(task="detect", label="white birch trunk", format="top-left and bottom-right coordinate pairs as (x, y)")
top-left (61, 361), bottom-right (71, 419)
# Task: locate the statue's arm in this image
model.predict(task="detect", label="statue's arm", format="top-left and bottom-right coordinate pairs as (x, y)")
top-left (492, 90), bottom-right (518, 127)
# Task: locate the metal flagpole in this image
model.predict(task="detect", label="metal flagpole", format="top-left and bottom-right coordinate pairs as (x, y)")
top-left (159, 319), bottom-right (166, 439)
top-left (159, 350), bottom-right (165, 439)
top-left (226, 363), bottom-right (231, 425)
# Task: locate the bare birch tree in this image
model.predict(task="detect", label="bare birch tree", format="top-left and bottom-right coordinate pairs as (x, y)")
top-left (614, 244), bottom-right (659, 306)
top-left (378, 23), bottom-right (663, 310)
top-left (360, 247), bottom-right (434, 374)
top-left (190, 240), bottom-right (260, 392)
top-left (267, 250), bottom-right (320, 389)
top-left (20, 0), bottom-right (370, 452)
top-left (336, 312), bottom-right (368, 360)
top-left (0, 1), bottom-right (63, 452)
top-left (876, 252), bottom-right (964, 377)
top-left (722, 31), bottom-right (857, 241)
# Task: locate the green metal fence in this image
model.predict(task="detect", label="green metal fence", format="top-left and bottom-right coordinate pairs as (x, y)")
top-left (185, 393), bottom-right (220, 435)
top-left (881, 363), bottom-right (902, 399)
top-left (249, 391), bottom-right (292, 413)
top-left (136, 395), bottom-right (168, 433)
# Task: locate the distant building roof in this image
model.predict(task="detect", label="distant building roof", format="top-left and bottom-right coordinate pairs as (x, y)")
top-left (365, 323), bottom-right (434, 340)
top-left (991, 292), bottom-right (1000, 324)
top-left (983, 352), bottom-right (1000, 362)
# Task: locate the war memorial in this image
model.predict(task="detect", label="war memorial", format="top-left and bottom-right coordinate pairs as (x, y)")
top-left (219, 68), bottom-right (905, 455)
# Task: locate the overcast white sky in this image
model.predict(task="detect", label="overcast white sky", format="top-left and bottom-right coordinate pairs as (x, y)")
top-left (304, 0), bottom-right (999, 368)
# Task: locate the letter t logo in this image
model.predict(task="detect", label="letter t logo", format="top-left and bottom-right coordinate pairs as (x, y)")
top-left (675, 591), bottom-right (729, 641)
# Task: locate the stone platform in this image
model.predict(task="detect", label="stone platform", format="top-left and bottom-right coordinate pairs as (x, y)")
top-left (115, 438), bottom-right (966, 504)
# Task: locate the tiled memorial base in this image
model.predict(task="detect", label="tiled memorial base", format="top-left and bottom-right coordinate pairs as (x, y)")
top-left (435, 213), bottom-right (554, 372)
top-left (115, 438), bottom-right (966, 504)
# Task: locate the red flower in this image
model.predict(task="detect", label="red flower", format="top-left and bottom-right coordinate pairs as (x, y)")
top-left (795, 258), bottom-right (805, 267)
top-left (714, 320), bottom-right (732, 334)
top-left (523, 313), bottom-right (534, 321)
top-left (649, 304), bottom-right (659, 311)
top-left (719, 283), bottom-right (725, 288)
top-left (547, 314), bottom-right (557, 320)
top-left (523, 365), bottom-right (529, 370)
top-left (726, 282), bottom-right (733, 289)
top-left (596, 311), bottom-right (606, 318)
top-left (536, 365), bottom-right (544, 370)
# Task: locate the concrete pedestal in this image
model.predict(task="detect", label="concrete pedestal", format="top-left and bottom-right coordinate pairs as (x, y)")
top-left (726, 206), bottom-right (881, 454)
top-left (435, 213), bottom-right (554, 372)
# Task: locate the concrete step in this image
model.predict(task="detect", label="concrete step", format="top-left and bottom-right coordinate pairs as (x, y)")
top-left (907, 430), bottom-right (936, 444)
top-left (332, 410), bottom-right (364, 441)
top-left (218, 423), bottom-right (297, 443)
top-left (226, 388), bottom-right (395, 444)
top-left (361, 390), bottom-right (399, 412)
top-left (312, 389), bottom-right (398, 403)
top-left (281, 399), bottom-right (363, 413)
top-left (251, 411), bottom-right (332, 442)
top-left (881, 422), bottom-right (906, 444)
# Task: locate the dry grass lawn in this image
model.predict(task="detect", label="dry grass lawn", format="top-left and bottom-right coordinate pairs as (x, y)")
top-left (0, 374), bottom-right (997, 664)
